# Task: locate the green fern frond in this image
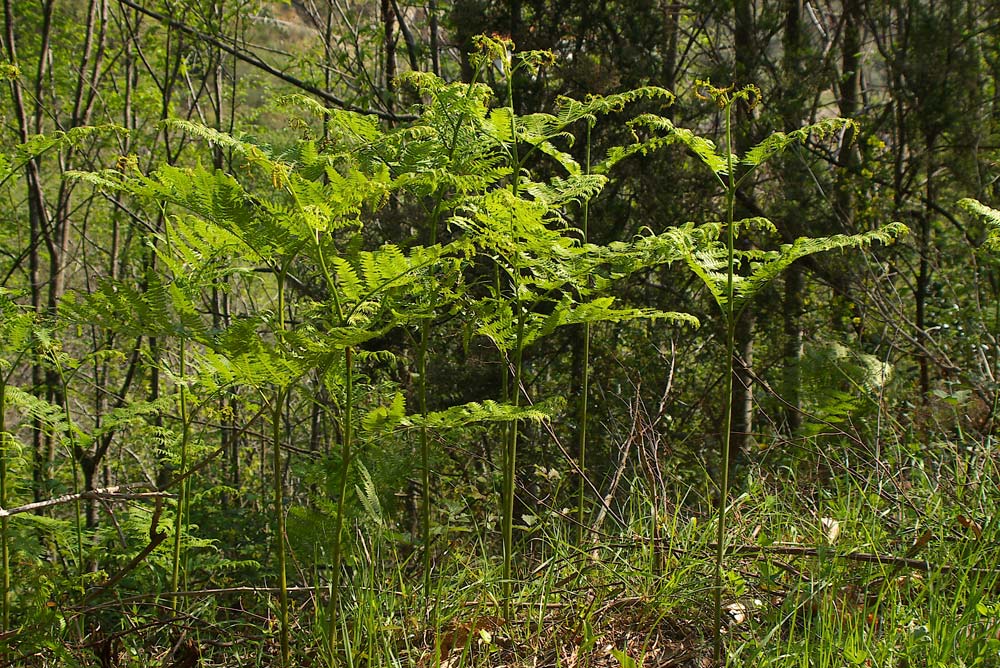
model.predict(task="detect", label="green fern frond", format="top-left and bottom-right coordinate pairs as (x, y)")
top-left (400, 399), bottom-right (555, 430)
top-left (90, 396), bottom-right (175, 444)
top-left (222, 349), bottom-right (310, 389)
top-left (274, 92), bottom-right (335, 118)
top-left (0, 289), bottom-right (36, 352)
top-left (60, 276), bottom-right (176, 338)
top-left (354, 460), bottom-right (384, 527)
top-left (361, 392), bottom-right (406, 435)
top-left (4, 387), bottom-right (71, 436)
top-left (675, 220), bottom-right (907, 312)
top-left (627, 114), bottom-right (732, 177)
top-left (554, 87), bottom-right (674, 127)
top-left (475, 300), bottom-right (518, 351)
top-left (573, 228), bottom-right (691, 285)
top-left (2, 125), bottom-right (126, 188)
top-left (741, 118), bottom-right (856, 170)
top-left (527, 296), bottom-right (698, 344)
top-left (522, 174), bottom-right (608, 211)
top-left (164, 119), bottom-right (272, 166)
top-left (959, 198), bottom-right (1000, 248)
top-left (63, 168), bottom-right (130, 192)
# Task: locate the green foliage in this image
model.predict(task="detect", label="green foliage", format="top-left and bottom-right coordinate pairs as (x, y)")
top-left (799, 341), bottom-right (892, 434)
top-left (959, 198), bottom-right (1000, 249)
top-left (673, 220), bottom-right (908, 314)
top-left (0, 125), bottom-right (126, 188)
top-left (1, 11), bottom-right (966, 664)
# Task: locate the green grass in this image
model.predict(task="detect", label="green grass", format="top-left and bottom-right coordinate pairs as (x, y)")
top-left (13, 433), bottom-right (997, 667)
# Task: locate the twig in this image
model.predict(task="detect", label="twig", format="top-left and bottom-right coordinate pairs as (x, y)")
top-left (83, 497), bottom-right (168, 604)
top-left (0, 485), bottom-right (170, 518)
top-left (79, 585), bottom-right (321, 612)
top-left (635, 535), bottom-right (999, 576)
top-left (714, 542), bottom-right (1000, 575)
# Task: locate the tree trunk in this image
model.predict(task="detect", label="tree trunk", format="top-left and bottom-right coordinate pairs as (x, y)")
top-left (729, 0), bottom-right (756, 465)
top-left (382, 0), bottom-right (395, 113)
top-left (779, 0), bottom-right (806, 436)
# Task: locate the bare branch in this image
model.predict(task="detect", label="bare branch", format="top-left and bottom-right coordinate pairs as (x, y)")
top-left (0, 485), bottom-right (170, 518)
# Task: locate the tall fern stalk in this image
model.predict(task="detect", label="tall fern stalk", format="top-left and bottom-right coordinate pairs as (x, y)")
top-left (713, 94), bottom-right (737, 668)
top-left (310, 221), bottom-right (350, 661)
top-left (417, 322), bottom-right (432, 603)
top-left (577, 121), bottom-right (592, 545)
top-left (52, 363), bottom-right (85, 597)
top-left (0, 372), bottom-right (8, 632)
top-left (329, 344), bottom-right (353, 657)
top-left (415, 71), bottom-right (481, 605)
top-left (501, 45), bottom-right (524, 621)
top-left (272, 264), bottom-right (293, 666)
top-left (170, 340), bottom-right (190, 612)
top-left (322, 239), bottom-right (354, 661)
top-left (418, 184), bottom-right (443, 608)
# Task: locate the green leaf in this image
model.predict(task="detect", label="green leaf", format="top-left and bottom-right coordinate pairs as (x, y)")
top-left (354, 460), bottom-right (384, 527)
top-left (400, 400), bottom-right (556, 430)
top-left (626, 114), bottom-right (732, 176)
top-left (361, 392), bottom-right (406, 434)
top-left (843, 646), bottom-right (869, 665)
top-left (610, 649), bottom-right (641, 668)
top-left (741, 118), bottom-right (856, 169)
top-left (959, 197), bottom-right (1000, 249)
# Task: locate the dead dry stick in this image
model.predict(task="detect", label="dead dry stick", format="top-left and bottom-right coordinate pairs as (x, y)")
top-left (0, 485), bottom-right (170, 518)
top-left (713, 542), bottom-right (998, 575)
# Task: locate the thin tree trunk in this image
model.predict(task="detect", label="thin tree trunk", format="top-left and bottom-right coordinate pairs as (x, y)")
top-left (729, 0), bottom-right (756, 465)
top-left (429, 0), bottom-right (440, 76)
top-left (836, 0), bottom-right (862, 229)
top-left (382, 0), bottom-right (395, 113)
top-left (661, 1), bottom-right (679, 96)
top-left (780, 0), bottom-right (805, 436)
top-left (3, 0), bottom-right (55, 503)
top-left (916, 141), bottom-right (935, 400)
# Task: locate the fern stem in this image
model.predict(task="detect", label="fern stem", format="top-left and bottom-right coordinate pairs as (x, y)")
top-left (501, 45), bottom-right (522, 623)
top-left (329, 344), bottom-right (354, 660)
top-left (273, 268), bottom-right (290, 667)
top-left (272, 386), bottom-right (290, 666)
top-left (713, 97), bottom-right (737, 668)
top-left (49, 359), bottom-right (86, 598)
top-left (170, 339), bottom-right (190, 613)
top-left (309, 224), bottom-right (349, 662)
top-left (0, 372), bottom-right (8, 632)
top-left (418, 182), bottom-right (440, 608)
top-left (418, 334), bottom-right (432, 601)
top-left (416, 62), bottom-right (484, 610)
top-left (577, 121), bottom-right (592, 546)
top-left (503, 308), bottom-right (525, 621)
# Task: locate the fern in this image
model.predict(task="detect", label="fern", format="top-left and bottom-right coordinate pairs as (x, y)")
top-left (354, 461), bottom-right (384, 527)
top-left (527, 296), bottom-right (697, 346)
top-left (626, 114), bottom-right (733, 178)
top-left (959, 198), bottom-right (1000, 248)
top-left (554, 87), bottom-right (674, 127)
top-left (0, 125), bottom-right (126, 189)
top-left (360, 392), bottom-right (406, 435)
top-left (4, 387), bottom-right (72, 438)
top-left (400, 399), bottom-right (556, 430)
top-left (740, 118), bottom-right (857, 170)
top-left (0, 289), bottom-right (36, 353)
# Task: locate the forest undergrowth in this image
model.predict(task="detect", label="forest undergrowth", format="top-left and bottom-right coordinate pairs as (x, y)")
top-left (8, 441), bottom-right (1000, 668)
top-left (2, 32), bottom-right (1000, 668)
